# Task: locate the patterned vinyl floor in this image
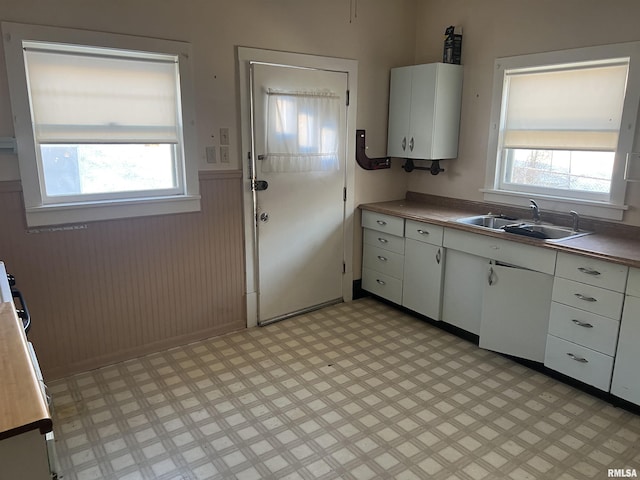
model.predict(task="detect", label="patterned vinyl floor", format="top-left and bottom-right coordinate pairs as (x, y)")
top-left (49, 297), bottom-right (640, 480)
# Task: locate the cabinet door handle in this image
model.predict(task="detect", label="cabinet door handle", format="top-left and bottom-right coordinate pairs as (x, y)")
top-left (376, 279), bottom-right (386, 286)
top-left (377, 237), bottom-right (388, 244)
top-left (409, 137), bottom-right (415, 151)
top-left (376, 220), bottom-right (387, 226)
top-left (488, 266), bottom-right (495, 286)
top-left (572, 319), bottom-right (594, 328)
top-left (402, 137), bottom-right (407, 151)
top-left (566, 353), bottom-right (589, 363)
top-left (578, 267), bottom-right (601, 276)
top-left (377, 255), bottom-right (388, 262)
top-left (436, 248), bottom-right (442, 265)
top-left (574, 293), bottom-right (597, 302)
top-left (417, 229), bottom-right (429, 235)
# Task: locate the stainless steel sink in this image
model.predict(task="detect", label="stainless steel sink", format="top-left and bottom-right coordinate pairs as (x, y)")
top-left (454, 215), bottom-right (520, 230)
top-left (502, 223), bottom-right (591, 241)
top-left (454, 215), bottom-right (591, 241)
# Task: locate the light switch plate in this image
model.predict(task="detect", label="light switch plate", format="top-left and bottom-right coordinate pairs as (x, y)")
top-left (220, 128), bottom-right (230, 146)
top-left (220, 146), bottom-right (230, 163)
top-left (206, 146), bottom-right (216, 164)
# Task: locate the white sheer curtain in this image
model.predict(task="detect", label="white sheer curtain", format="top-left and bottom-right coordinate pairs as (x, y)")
top-left (263, 89), bottom-right (340, 173)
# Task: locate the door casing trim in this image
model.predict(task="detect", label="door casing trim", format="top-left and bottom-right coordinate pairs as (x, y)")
top-left (237, 47), bottom-right (358, 328)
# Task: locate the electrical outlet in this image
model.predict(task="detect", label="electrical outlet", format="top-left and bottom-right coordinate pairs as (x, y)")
top-left (220, 146), bottom-right (230, 163)
top-left (205, 146), bottom-right (216, 164)
top-left (220, 127), bottom-right (230, 146)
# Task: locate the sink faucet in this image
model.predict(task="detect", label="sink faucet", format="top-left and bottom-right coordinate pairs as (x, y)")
top-left (569, 210), bottom-right (580, 232)
top-left (529, 199), bottom-right (541, 223)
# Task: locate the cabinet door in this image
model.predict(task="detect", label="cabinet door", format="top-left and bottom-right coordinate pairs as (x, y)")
top-left (387, 66), bottom-right (412, 157)
top-left (480, 263), bottom-right (553, 362)
top-left (442, 249), bottom-right (487, 335)
top-left (611, 295), bottom-right (640, 405)
top-left (402, 239), bottom-right (444, 320)
top-left (408, 64), bottom-right (437, 159)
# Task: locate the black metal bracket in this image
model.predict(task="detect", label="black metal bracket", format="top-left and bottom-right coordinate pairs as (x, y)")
top-left (402, 158), bottom-right (445, 175)
top-left (355, 129), bottom-right (391, 170)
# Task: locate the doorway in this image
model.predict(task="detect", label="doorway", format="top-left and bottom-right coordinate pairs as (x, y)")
top-left (238, 48), bottom-right (358, 327)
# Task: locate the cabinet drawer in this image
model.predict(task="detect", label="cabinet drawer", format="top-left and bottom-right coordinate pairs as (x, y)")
top-left (544, 335), bottom-right (614, 391)
top-left (443, 228), bottom-right (556, 274)
top-left (627, 267), bottom-right (640, 297)
top-left (552, 277), bottom-right (624, 320)
top-left (363, 228), bottom-right (405, 254)
top-left (362, 268), bottom-right (402, 304)
top-left (548, 302), bottom-right (620, 356)
top-left (363, 245), bottom-right (404, 280)
top-left (362, 211), bottom-right (404, 236)
top-left (555, 252), bottom-right (628, 292)
top-left (405, 220), bottom-right (443, 246)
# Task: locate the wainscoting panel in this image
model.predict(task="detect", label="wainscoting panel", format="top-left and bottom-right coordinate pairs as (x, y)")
top-left (0, 171), bottom-right (246, 379)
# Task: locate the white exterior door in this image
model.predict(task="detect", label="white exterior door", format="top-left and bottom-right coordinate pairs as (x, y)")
top-left (250, 62), bottom-right (348, 324)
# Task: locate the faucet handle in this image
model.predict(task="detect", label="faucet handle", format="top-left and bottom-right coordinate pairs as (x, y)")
top-left (569, 210), bottom-right (580, 232)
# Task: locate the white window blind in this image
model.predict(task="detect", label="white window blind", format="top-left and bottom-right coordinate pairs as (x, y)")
top-left (263, 89), bottom-right (339, 173)
top-left (502, 61), bottom-right (629, 151)
top-left (23, 42), bottom-right (181, 144)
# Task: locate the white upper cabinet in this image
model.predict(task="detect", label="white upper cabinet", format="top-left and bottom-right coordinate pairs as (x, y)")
top-left (387, 63), bottom-right (463, 160)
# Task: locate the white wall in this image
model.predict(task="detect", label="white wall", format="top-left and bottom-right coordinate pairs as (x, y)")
top-left (409, 0), bottom-right (640, 226)
top-left (0, 0), bottom-right (415, 205)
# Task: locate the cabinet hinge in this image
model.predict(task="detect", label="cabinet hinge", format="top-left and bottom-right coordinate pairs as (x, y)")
top-left (346, 90), bottom-right (350, 106)
top-left (343, 187), bottom-right (347, 202)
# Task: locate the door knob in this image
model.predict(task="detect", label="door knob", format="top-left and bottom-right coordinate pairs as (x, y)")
top-left (260, 212), bottom-right (269, 222)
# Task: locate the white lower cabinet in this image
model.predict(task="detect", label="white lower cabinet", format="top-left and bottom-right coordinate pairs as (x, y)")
top-left (362, 212), bottom-right (640, 408)
top-left (442, 249), bottom-right (487, 335)
top-left (480, 263), bottom-right (553, 362)
top-left (443, 228), bottom-right (555, 361)
top-left (361, 211), bottom-right (405, 304)
top-left (362, 213), bottom-right (447, 320)
top-left (611, 268), bottom-right (640, 404)
top-left (545, 252), bottom-right (627, 391)
top-left (0, 430), bottom-right (52, 480)
top-left (401, 221), bottom-right (444, 320)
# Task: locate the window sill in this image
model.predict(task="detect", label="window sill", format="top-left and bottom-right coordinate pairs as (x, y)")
top-left (25, 194), bottom-right (201, 227)
top-left (480, 189), bottom-right (627, 221)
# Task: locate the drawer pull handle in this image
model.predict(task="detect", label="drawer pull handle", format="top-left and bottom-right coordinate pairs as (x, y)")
top-left (566, 353), bottom-right (589, 363)
top-left (578, 267), bottom-right (601, 276)
top-left (417, 229), bottom-right (429, 235)
top-left (376, 220), bottom-right (387, 226)
top-left (572, 319), bottom-right (594, 328)
top-left (377, 237), bottom-right (388, 244)
top-left (376, 279), bottom-right (386, 286)
top-left (574, 293), bottom-right (597, 302)
top-left (377, 255), bottom-right (388, 262)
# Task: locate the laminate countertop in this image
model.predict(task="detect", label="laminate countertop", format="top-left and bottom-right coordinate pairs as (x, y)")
top-left (0, 302), bottom-right (52, 440)
top-left (360, 199), bottom-right (640, 269)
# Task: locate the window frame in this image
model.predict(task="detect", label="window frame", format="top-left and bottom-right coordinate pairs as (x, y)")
top-left (483, 42), bottom-right (640, 221)
top-left (2, 22), bottom-right (200, 227)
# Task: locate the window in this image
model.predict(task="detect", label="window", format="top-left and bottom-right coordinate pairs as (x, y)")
top-left (2, 22), bottom-right (200, 226)
top-left (263, 89), bottom-right (340, 173)
top-left (484, 43), bottom-right (640, 220)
